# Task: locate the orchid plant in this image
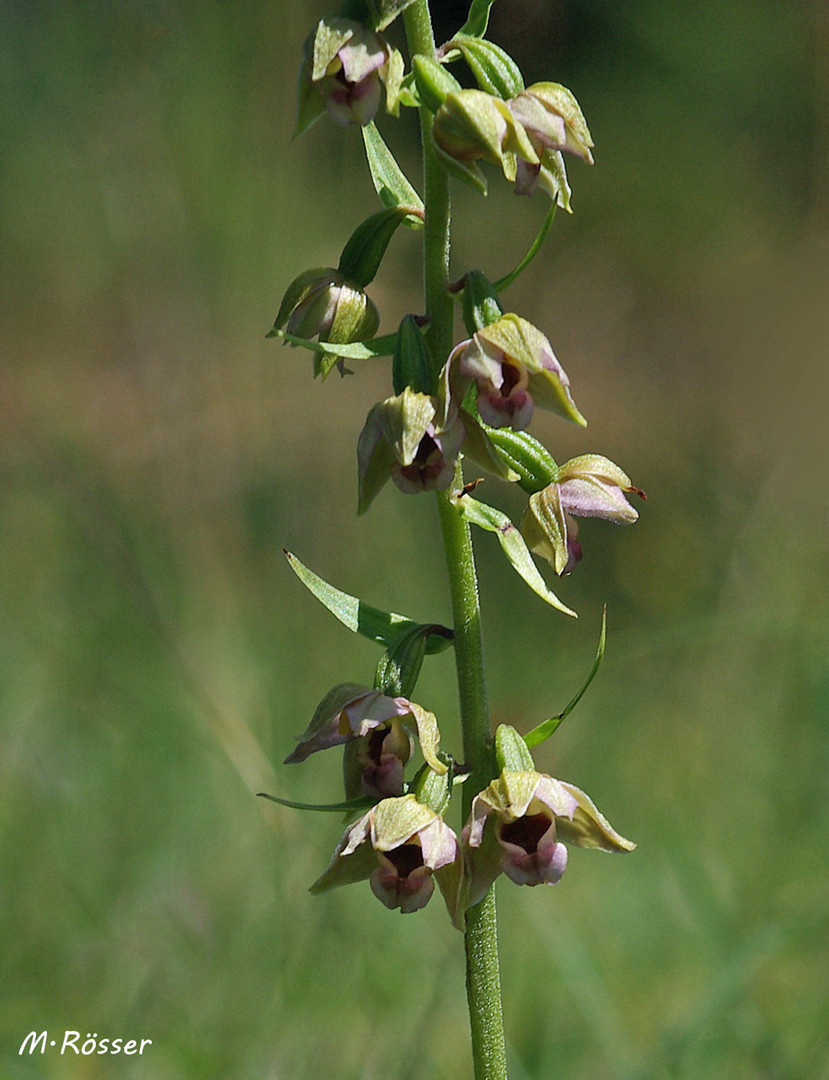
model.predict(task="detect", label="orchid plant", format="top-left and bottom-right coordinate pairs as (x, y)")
top-left (262, 3), bottom-right (644, 1077)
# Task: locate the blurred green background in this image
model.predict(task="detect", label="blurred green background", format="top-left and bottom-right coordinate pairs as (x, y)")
top-left (2, 1), bottom-right (828, 1077)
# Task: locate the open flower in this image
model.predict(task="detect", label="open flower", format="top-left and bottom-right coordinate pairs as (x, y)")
top-left (357, 387), bottom-right (466, 511)
top-left (310, 795), bottom-right (460, 914)
top-left (285, 683), bottom-right (444, 794)
top-left (465, 765), bottom-right (635, 898)
top-left (521, 454), bottom-right (645, 575)
top-left (297, 17), bottom-right (390, 132)
top-left (446, 314), bottom-right (585, 431)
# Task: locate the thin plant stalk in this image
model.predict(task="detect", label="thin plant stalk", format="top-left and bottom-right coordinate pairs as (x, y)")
top-left (404, 4), bottom-right (509, 1077)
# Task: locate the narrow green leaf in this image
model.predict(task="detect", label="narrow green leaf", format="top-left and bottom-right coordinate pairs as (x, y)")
top-left (524, 606), bottom-right (607, 748)
top-left (362, 123), bottom-right (424, 222)
top-left (451, 495), bottom-right (577, 617)
top-left (493, 202), bottom-right (557, 292)
top-left (257, 792), bottom-right (375, 813)
top-left (457, 0), bottom-right (497, 38)
top-left (284, 551), bottom-right (453, 653)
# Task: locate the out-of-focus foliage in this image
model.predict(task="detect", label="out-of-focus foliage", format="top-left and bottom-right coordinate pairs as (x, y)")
top-left (1, 2), bottom-right (827, 1077)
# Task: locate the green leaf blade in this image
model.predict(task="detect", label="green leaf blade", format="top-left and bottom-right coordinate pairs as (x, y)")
top-left (524, 607), bottom-right (607, 748)
top-left (451, 495), bottom-right (577, 617)
top-left (362, 123), bottom-right (424, 223)
top-left (285, 551), bottom-right (453, 652)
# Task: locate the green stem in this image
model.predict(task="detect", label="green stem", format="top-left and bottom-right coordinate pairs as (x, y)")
top-left (403, 5), bottom-right (508, 1078)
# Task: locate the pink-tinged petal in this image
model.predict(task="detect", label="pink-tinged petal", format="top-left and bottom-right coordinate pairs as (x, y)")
top-left (417, 817), bottom-right (460, 871)
top-left (529, 774), bottom-right (580, 819)
top-left (558, 477), bottom-right (639, 523)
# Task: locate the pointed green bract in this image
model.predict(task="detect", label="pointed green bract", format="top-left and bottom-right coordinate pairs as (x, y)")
top-left (457, 0), bottom-right (498, 38)
top-left (257, 792), bottom-right (376, 813)
top-left (269, 329), bottom-right (396, 360)
top-left (338, 206), bottom-right (412, 287)
top-left (450, 494), bottom-right (577, 617)
top-left (493, 202), bottom-right (557, 292)
top-left (374, 623), bottom-right (429, 698)
top-left (362, 123), bottom-right (425, 221)
top-left (393, 314), bottom-right (433, 394)
top-left (284, 550), bottom-right (453, 653)
top-left (461, 269), bottom-right (504, 335)
top-left (494, 724), bottom-right (534, 772)
top-left (524, 606), bottom-right (607, 747)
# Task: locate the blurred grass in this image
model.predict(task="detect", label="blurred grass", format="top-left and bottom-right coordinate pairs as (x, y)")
top-left (2, 1), bottom-right (828, 1077)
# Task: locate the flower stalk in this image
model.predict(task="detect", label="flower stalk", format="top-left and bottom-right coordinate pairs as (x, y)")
top-left (402, 3), bottom-right (510, 1074)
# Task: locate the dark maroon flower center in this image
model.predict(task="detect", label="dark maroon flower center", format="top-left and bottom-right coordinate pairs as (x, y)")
top-left (384, 842), bottom-right (425, 878)
top-left (500, 812), bottom-right (550, 854)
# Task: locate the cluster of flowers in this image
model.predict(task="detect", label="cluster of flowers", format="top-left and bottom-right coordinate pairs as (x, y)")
top-left (286, 686), bottom-right (633, 921)
top-left (298, 16), bottom-right (591, 205)
top-left (271, 5), bottom-right (641, 922)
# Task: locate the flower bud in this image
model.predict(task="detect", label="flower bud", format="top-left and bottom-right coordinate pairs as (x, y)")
top-left (433, 89), bottom-right (537, 172)
top-left (272, 268), bottom-right (380, 375)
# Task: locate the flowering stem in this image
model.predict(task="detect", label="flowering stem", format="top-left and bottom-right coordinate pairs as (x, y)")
top-left (437, 484), bottom-right (508, 1080)
top-left (403, 5), bottom-right (509, 1078)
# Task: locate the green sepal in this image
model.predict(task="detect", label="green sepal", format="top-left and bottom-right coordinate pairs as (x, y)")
top-left (338, 207), bottom-right (411, 287)
top-left (295, 57), bottom-right (327, 138)
top-left (493, 202), bottom-right (557, 292)
top-left (484, 427), bottom-right (558, 492)
top-left (446, 35), bottom-right (524, 99)
top-left (457, 0), bottom-right (497, 37)
top-left (524, 607), bottom-right (607, 748)
top-left (284, 550), bottom-right (453, 653)
top-left (257, 791), bottom-right (375, 813)
top-left (383, 46), bottom-right (405, 116)
top-left (310, 17), bottom-right (357, 82)
top-left (393, 314), bottom-right (433, 395)
top-left (362, 123), bottom-right (424, 222)
top-left (410, 762), bottom-right (452, 816)
top-left (411, 54), bottom-right (463, 114)
top-left (461, 269), bottom-right (504, 335)
top-left (450, 493), bottom-right (577, 617)
top-left (494, 723), bottom-right (534, 772)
